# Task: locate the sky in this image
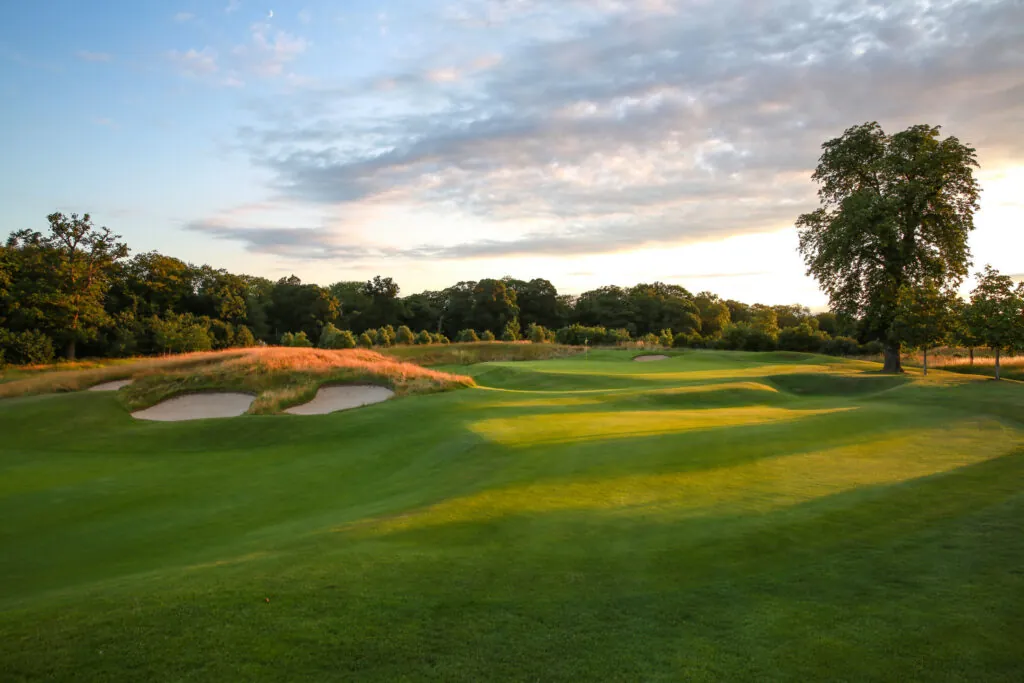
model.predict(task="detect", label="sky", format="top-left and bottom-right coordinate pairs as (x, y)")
top-left (1, 0), bottom-right (1022, 308)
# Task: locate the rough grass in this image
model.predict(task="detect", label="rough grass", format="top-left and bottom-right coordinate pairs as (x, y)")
top-left (1, 350), bottom-right (1022, 681)
top-left (120, 347), bottom-right (474, 414)
top-left (0, 351), bottom-right (249, 399)
top-left (383, 341), bottom-right (583, 366)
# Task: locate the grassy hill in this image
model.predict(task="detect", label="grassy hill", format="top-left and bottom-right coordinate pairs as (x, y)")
top-left (1, 349), bottom-right (1022, 681)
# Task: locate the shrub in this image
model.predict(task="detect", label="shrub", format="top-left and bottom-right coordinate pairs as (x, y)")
top-left (378, 326), bottom-right (396, 347)
top-left (280, 331), bottom-right (313, 348)
top-left (527, 323), bottom-right (548, 344)
top-left (719, 323), bottom-right (777, 352)
top-left (319, 324), bottom-right (357, 349)
top-left (233, 325), bottom-right (257, 348)
top-left (642, 333), bottom-right (660, 346)
top-left (604, 328), bottom-right (631, 345)
top-left (860, 340), bottom-right (884, 356)
top-left (357, 332), bottom-right (374, 348)
top-left (658, 329), bottom-right (674, 347)
top-left (432, 333), bottom-right (449, 344)
top-left (456, 329), bottom-right (480, 343)
top-left (364, 328), bottom-right (380, 346)
top-left (501, 320), bottom-right (521, 342)
top-left (556, 324), bottom-right (607, 345)
top-left (208, 319), bottom-right (235, 350)
top-left (0, 329), bottom-right (55, 365)
top-left (396, 325), bottom-right (416, 345)
top-left (673, 331), bottom-right (702, 348)
top-left (778, 323), bottom-right (830, 353)
top-left (480, 330), bottom-right (496, 342)
top-left (415, 330), bottom-right (433, 345)
top-left (821, 335), bottom-right (860, 357)
top-left (150, 314), bottom-right (214, 354)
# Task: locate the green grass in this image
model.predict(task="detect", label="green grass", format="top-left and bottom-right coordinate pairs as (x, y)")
top-left (1, 349), bottom-right (1022, 681)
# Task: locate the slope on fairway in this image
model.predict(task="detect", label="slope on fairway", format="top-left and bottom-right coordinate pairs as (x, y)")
top-left (0, 349), bottom-right (1022, 682)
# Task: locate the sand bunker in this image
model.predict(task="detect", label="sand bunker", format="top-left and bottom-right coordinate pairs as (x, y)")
top-left (132, 393), bottom-right (254, 421)
top-left (286, 385), bottom-right (395, 416)
top-left (88, 380), bottom-right (133, 392)
top-left (634, 354), bottom-right (670, 362)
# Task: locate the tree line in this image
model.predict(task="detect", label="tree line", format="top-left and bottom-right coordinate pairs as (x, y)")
top-left (3, 211), bottom-right (1019, 373)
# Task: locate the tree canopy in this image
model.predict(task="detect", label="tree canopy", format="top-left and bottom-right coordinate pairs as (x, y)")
top-left (797, 122), bottom-right (981, 373)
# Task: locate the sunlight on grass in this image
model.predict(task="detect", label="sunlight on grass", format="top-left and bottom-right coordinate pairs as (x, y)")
top-left (470, 406), bottom-right (852, 447)
top-left (357, 418), bottom-right (1018, 536)
top-left (482, 381), bottom-right (781, 407)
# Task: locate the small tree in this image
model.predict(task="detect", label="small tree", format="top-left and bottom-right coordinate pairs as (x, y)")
top-left (527, 323), bottom-right (548, 344)
top-left (480, 330), bottom-right (496, 342)
top-left (281, 330), bottom-right (313, 348)
top-left (377, 326), bottom-right (396, 347)
top-left (501, 319), bottom-right (521, 341)
top-left (415, 330), bottom-right (433, 345)
top-left (456, 328), bottom-right (479, 343)
top-left (319, 323), bottom-right (356, 349)
top-left (658, 329), bottom-right (674, 347)
top-left (965, 266), bottom-right (1024, 380)
top-left (778, 323), bottom-right (830, 353)
top-left (893, 279), bottom-right (958, 375)
top-left (395, 325), bottom-right (416, 345)
top-left (357, 332), bottom-right (374, 348)
top-left (233, 325), bottom-right (256, 348)
top-left (949, 298), bottom-right (983, 365)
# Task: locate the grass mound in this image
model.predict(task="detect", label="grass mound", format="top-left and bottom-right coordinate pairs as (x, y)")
top-left (767, 372), bottom-right (910, 396)
top-left (384, 342), bottom-right (582, 366)
top-left (0, 351), bottom-right (248, 399)
top-left (121, 347), bottom-right (474, 415)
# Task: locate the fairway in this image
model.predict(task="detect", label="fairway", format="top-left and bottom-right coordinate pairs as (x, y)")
top-left (1, 349), bottom-right (1022, 681)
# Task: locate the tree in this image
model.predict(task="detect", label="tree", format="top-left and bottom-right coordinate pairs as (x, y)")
top-left (480, 330), bottom-right (496, 342)
top-left (7, 213), bottom-right (129, 359)
top-left (948, 298), bottom-right (983, 365)
top-left (470, 279), bottom-right (519, 335)
top-left (505, 278), bottom-right (565, 329)
top-left (693, 292), bottom-right (731, 338)
top-left (360, 276), bottom-right (403, 330)
top-left (797, 122), bottom-right (981, 373)
top-left (501, 319), bottom-right (521, 341)
top-left (319, 323), bottom-right (357, 349)
top-left (750, 307), bottom-right (780, 338)
top-left (574, 286), bottom-right (634, 332)
top-left (415, 329), bottom-right (433, 345)
top-left (965, 266), bottom-right (1024, 380)
top-left (893, 279), bottom-right (958, 375)
top-left (395, 325), bottom-right (416, 345)
top-left (266, 276), bottom-right (340, 343)
top-left (456, 329), bottom-right (479, 343)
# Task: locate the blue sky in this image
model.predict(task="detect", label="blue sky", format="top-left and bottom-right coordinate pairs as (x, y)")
top-left (2, 0), bottom-right (1022, 306)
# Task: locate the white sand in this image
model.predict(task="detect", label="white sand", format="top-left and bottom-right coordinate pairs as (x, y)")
top-left (88, 380), bottom-right (133, 392)
top-left (634, 354), bottom-right (670, 362)
top-left (132, 393), bottom-right (254, 421)
top-left (285, 385), bottom-right (395, 416)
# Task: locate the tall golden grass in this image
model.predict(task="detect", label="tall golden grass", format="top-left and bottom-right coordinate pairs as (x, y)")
top-left (122, 347), bottom-right (474, 414)
top-left (0, 351), bottom-right (249, 399)
top-left (0, 347), bottom-right (475, 414)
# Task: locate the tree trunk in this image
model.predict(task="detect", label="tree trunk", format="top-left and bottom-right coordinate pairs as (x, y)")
top-left (66, 338), bottom-right (76, 361)
top-left (923, 347), bottom-right (928, 376)
top-left (995, 347), bottom-right (1001, 381)
top-left (882, 344), bottom-right (903, 373)
top-left (969, 347), bottom-right (974, 365)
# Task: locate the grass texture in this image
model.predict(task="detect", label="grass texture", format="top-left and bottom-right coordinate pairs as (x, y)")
top-left (0, 349), bottom-right (1022, 681)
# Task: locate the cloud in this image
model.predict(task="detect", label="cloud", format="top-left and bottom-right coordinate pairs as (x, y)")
top-left (76, 50), bottom-right (112, 62)
top-left (168, 47), bottom-right (218, 76)
top-left (174, 12), bottom-right (195, 22)
top-left (235, 23), bottom-right (309, 77)
top-left (217, 0), bottom-right (1024, 261)
top-left (225, 0), bottom-right (242, 13)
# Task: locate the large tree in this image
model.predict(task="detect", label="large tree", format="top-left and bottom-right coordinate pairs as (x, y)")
top-left (7, 213), bottom-right (129, 359)
top-left (797, 122), bottom-right (981, 373)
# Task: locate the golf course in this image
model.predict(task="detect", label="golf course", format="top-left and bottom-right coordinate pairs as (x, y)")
top-left (1, 347), bottom-right (1022, 681)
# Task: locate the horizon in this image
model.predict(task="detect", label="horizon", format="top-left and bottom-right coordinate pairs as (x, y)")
top-left (2, 0), bottom-right (1022, 307)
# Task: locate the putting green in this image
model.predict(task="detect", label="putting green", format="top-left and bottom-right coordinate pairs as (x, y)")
top-left (1, 349), bottom-right (1022, 681)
